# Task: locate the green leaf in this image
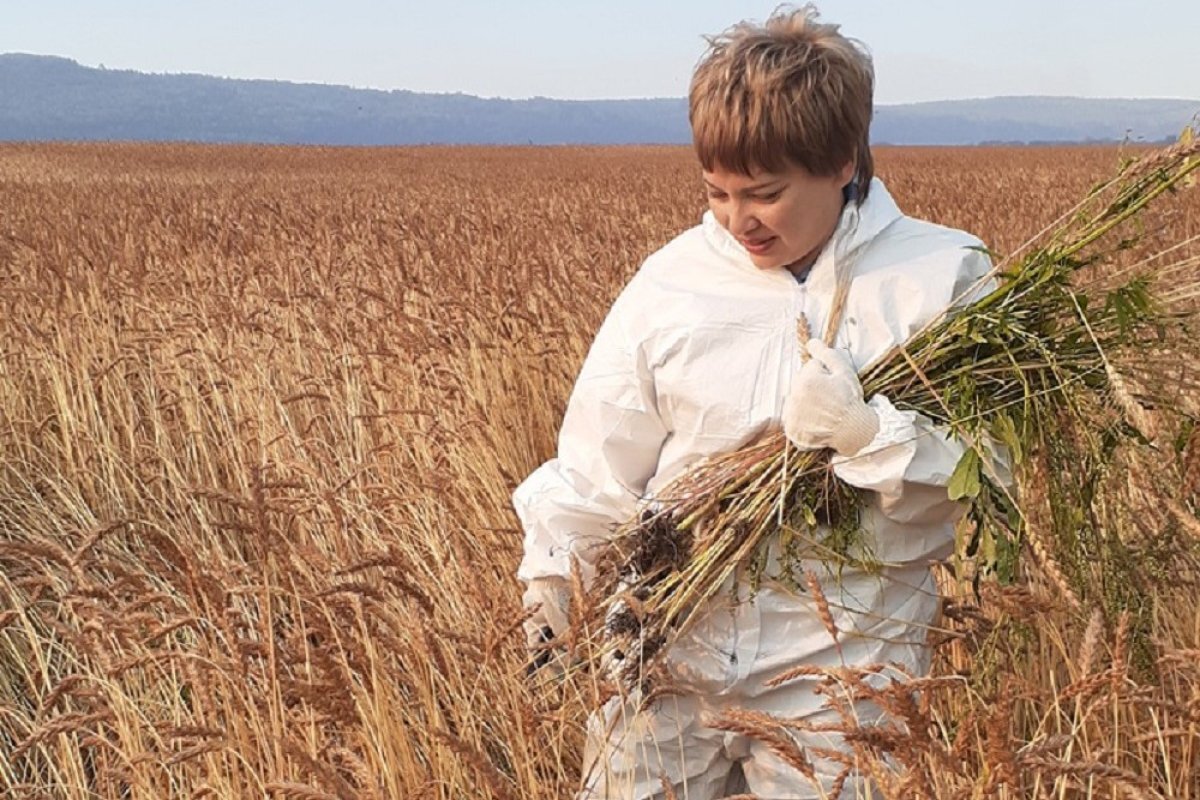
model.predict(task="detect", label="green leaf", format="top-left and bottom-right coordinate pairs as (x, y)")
top-left (948, 448), bottom-right (983, 501)
top-left (990, 412), bottom-right (1024, 464)
top-left (802, 504), bottom-right (817, 528)
top-left (1175, 418), bottom-right (1196, 457)
top-left (979, 523), bottom-right (997, 567)
top-left (1103, 278), bottom-right (1154, 336)
top-left (995, 526), bottom-right (1022, 583)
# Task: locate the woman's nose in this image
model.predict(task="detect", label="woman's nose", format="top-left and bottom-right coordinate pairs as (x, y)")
top-left (728, 202), bottom-right (760, 236)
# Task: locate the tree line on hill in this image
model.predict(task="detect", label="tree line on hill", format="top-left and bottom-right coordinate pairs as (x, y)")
top-left (2, 54), bottom-right (1196, 146)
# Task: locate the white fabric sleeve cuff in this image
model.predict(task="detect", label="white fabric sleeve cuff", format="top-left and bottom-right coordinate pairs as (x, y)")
top-left (522, 576), bottom-right (570, 638)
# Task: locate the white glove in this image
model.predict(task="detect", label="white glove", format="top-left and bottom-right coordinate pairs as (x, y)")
top-left (522, 577), bottom-right (570, 677)
top-left (783, 339), bottom-right (880, 457)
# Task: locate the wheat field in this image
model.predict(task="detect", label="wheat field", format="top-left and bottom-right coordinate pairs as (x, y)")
top-left (1, 143), bottom-right (1198, 799)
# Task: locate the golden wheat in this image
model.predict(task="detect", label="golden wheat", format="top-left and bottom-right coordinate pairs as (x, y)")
top-left (0, 142), bottom-right (1196, 799)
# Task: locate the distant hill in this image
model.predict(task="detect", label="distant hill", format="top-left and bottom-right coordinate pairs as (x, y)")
top-left (1, 54), bottom-right (1196, 146)
top-left (873, 97), bottom-right (1199, 145)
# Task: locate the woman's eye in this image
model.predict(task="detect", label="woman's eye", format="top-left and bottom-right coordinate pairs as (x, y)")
top-left (754, 192), bottom-right (782, 202)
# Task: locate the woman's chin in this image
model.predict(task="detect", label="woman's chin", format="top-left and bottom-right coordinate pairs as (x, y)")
top-left (750, 254), bottom-right (787, 271)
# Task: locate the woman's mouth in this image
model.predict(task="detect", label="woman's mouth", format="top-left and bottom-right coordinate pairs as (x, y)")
top-left (739, 236), bottom-right (777, 255)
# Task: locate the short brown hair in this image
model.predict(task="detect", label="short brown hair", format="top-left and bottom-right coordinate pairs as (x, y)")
top-left (689, 4), bottom-right (874, 202)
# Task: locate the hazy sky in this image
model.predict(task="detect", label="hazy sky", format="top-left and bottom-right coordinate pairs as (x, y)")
top-left (4, 1), bottom-right (1198, 104)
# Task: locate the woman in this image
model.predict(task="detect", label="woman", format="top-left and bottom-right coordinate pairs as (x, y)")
top-left (514, 6), bottom-right (991, 798)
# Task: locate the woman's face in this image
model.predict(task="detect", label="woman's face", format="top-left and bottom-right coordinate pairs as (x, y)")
top-left (703, 160), bottom-right (855, 273)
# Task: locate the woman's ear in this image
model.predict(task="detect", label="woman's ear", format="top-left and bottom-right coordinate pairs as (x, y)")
top-left (837, 159), bottom-right (856, 187)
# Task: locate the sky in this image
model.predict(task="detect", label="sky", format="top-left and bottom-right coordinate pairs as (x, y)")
top-left (4, 1), bottom-right (1198, 105)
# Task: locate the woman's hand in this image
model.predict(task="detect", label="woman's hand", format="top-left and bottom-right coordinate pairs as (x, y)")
top-left (783, 340), bottom-right (880, 456)
top-left (523, 576), bottom-right (570, 678)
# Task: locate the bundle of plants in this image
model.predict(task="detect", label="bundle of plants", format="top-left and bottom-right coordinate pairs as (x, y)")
top-left (580, 132), bottom-right (1200, 694)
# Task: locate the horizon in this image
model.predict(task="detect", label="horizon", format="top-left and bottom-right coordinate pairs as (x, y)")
top-left (5, 52), bottom-right (1199, 108)
top-left (4, 2), bottom-right (1198, 105)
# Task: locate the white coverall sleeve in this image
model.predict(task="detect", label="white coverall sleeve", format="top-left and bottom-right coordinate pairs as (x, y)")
top-left (830, 247), bottom-right (996, 528)
top-left (830, 396), bottom-right (967, 527)
top-left (513, 291), bottom-right (669, 631)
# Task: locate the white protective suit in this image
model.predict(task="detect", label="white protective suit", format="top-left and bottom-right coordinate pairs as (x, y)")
top-left (513, 178), bottom-right (992, 799)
